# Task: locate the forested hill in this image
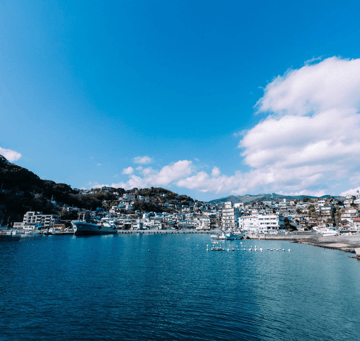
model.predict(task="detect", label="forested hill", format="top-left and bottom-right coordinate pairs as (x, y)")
top-left (0, 155), bottom-right (194, 223)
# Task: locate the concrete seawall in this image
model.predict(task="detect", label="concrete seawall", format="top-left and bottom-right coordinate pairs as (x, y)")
top-left (245, 233), bottom-right (317, 241)
top-left (117, 230), bottom-right (218, 235)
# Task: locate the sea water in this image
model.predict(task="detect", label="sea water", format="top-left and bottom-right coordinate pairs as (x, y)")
top-left (1, 234), bottom-right (360, 340)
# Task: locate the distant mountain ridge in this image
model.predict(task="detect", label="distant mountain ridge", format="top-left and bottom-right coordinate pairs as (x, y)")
top-left (208, 193), bottom-right (345, 205)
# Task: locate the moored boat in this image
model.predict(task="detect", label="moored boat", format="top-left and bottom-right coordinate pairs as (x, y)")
top-left (72, 218), bottom-right (117, 236)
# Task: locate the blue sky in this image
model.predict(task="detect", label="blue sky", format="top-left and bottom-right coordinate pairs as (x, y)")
top-left (2, 0), bottom-right (360, 200)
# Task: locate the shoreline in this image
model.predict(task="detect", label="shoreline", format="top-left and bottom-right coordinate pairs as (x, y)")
top-left (245, 233), bottom-right (360, 258)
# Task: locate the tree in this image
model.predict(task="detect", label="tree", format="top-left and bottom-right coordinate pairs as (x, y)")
top-left (302, 197), bottom-right (309, 202)
top-left (296, 208), bottom-right (302, 214)
top-left (308, 205), bottom-right (315, 215)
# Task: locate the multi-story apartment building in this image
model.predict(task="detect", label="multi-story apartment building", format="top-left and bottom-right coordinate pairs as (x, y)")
top-left (221, 202), bottom-right (241, 230)
top-left (341, 208), bottom-right (358, 223)
top-left (316, 205), bottom-right (334, 217)
top-left (23, 211), bottom-right (60, 227)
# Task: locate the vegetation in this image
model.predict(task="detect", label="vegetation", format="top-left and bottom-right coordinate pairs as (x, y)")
top-left (0, 155), bottom-right (194, 223)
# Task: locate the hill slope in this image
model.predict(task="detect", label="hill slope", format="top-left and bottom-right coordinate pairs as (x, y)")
top-left (0, 155), bottom-right (120, 222)
top-left (0, 155), bottom-right (194, 223)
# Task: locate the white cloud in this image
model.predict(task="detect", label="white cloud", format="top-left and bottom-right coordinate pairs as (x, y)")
top-left (256, 57), bottom-right (360, 116)
top-left (111, 160), bottom-right (193, 190)
top-left (122, 166), bottom-right (134, 175)
top-left (133, 156), bottom-right (152, 164)
top-left (0, 147), bottom-right (22, 162)
top-left (136, 166), bottom-right (143, 171)
top-left (233, 129), bottom-right (247, 137)
top-left (340, 186), bottom-right (360, 197)
top-left (211, 167), bottom-right (221, 177)
top-left (97, 163), bottom-right (101, 166)
top-left (91, 57), bottom-right (360, 196)
top-left (179, 57), bottom-right (360, 195)
top-left (142, 167), bottom-right (154, 176)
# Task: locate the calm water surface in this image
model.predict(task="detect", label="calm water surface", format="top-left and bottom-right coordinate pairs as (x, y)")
top-left (1, 234), bottom-right (360, 340)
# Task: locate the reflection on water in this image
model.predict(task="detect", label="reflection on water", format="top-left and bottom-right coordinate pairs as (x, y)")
top-left (1, 234), bottom-right (360, 340)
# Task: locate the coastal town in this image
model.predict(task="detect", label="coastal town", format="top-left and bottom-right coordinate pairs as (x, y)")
top-left (3, 185), bottom-right (360, 237)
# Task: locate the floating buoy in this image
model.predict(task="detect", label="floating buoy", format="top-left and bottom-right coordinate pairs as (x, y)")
top-left (260, 248), bottom-right (263, 252)
top-left (288, 249), bottom-right (291, 252)
top-left (148, 250), bottom-right (150, 252)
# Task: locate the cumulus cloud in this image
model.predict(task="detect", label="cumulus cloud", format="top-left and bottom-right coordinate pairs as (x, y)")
top-left (110, 160), bottom-right (193, 190)
top-left (179, 57), bottom-right (360, 195)
top-left (122, 167), bottom-right (134, 175)
top-left (340, 186), bottom-right (360, 196)
top-left (92, 57), bottom-right (360, 196)
top-left (133, 156), bottom-right (152, 164)
top-left (211, 167), bottom-right (221, 177)
top-left (0, 147), bottom-right (22, 162)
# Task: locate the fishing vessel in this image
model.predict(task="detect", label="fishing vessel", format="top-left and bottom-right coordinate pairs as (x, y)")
top-left (72, 217), bottom-right (117, 236)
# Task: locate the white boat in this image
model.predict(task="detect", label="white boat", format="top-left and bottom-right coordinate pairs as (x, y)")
top-left (72, 218), bottom-right (117, 236)
top-left (22, 229), bottom-right (42, 237)
top-left (215, 230), bottom-right (244, 240)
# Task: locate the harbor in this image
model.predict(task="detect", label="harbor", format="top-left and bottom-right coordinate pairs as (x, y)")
top-left (1, 233), bottom-right (360, 340)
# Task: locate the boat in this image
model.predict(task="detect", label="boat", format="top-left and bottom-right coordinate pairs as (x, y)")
top-left (213, 230), bottom-right (244, 240)
top-left (72, 217), bottom-right (117, 236)
top-left (22, 229), bottom-right (42, 237)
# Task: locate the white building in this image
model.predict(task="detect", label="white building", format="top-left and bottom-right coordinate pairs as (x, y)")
top-left (221, 202), bottom-right (241, 230)
top-left (23, 211), bottom-right (60, 227)
top-left (132, 219), bottom-right (144, 230)
top-left (341, 208), bottom-right (358, 223)
top-left (123, 193), bottom-right (136, 201)
top-left (239, 214), bottom-right (284, 233)
top-left (196, 217), bottom-right (211, 230)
